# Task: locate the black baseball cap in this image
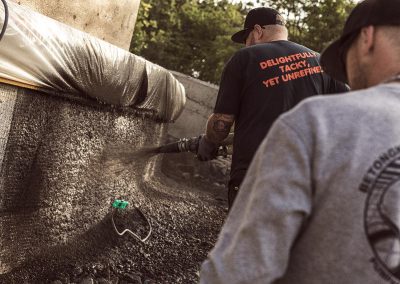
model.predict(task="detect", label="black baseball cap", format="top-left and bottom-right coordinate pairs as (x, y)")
top-left (321, 0), bottom-right (400, 83)
top-left (231, 7), bottom-right (285, 44)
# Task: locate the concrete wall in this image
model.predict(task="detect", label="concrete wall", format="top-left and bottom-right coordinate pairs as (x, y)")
top-left (169, 72), bottom-right (219, 139)
top-left (15, 0), bottom-right (141, 50)
top-left (0, 84), bottom-right (165, 274)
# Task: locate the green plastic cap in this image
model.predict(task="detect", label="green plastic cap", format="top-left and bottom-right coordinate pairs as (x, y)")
top-left (112, 199), bottom-right (129, 209)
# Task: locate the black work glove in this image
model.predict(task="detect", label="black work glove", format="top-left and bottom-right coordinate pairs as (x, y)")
top-left (197, 135), bottom-right (218, 161)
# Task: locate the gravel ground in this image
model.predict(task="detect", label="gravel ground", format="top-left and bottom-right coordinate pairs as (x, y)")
top-left (0, 152), bottom-right (230, 284)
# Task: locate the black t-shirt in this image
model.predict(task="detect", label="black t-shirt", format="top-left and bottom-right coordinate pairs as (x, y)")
top-left (214, 40), bottom-right (348, 186)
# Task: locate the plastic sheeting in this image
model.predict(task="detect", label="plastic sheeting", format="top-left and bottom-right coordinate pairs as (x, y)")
top-left (0, 1), bottom-right (185, 122)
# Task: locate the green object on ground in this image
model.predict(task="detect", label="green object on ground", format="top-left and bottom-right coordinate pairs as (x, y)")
top-left (112, 199), bottom-right (129, 209)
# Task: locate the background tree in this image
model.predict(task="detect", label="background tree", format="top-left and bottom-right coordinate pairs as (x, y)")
top-left (262, 0), bottom-right (355, 51)
top-left (130, 0), bottom-right (356, 84)
top-left (131, 0), bottom-right (246, 84)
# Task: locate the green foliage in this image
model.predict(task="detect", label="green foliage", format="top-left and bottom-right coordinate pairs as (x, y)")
top-left (262, 0), bottom-right (356, 51)
top-left (131, 0), bottom-right (246, 84)
top-left (130, 0), bottom-right (356, 84)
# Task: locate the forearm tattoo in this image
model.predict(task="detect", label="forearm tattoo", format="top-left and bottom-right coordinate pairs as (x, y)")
top-left (213, 120), bottom-right (230, 132)
top-left (206, 114), bottom-right (234, 144)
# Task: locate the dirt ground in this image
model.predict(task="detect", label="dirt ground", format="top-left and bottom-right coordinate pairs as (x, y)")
top-left (0, 151), bottom-right (231, 284)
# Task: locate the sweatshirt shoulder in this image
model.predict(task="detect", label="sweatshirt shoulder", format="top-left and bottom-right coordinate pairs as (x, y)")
top-left (279, 86), bottom-right (381, 127)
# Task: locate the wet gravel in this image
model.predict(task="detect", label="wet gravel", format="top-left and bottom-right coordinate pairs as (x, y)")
top-left (0, 151), bottom-right (230, 284)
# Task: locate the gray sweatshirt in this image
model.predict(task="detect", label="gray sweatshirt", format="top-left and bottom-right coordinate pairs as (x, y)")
top-left (200, 83), bottom-right (400, 284)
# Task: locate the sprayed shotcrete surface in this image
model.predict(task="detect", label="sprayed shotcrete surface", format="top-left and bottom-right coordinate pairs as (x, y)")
top-left (0, 85), bottom-right (228, 283)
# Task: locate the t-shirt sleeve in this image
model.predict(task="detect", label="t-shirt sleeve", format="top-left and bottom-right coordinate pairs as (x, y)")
top-left (200, 118), bottom-right (313, 284)
top-left (214, 52), bottom-right (245, 115)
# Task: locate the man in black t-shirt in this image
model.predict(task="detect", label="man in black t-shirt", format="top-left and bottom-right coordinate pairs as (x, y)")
top-left (197, 7), bottom-right (348, 208)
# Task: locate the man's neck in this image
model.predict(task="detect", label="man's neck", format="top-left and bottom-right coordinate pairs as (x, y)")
top-left (259, 37), bottom-right (288, 44)
top-left (382, 73), bottom-right (400, 84)
top-left (370, 69), bottom-right (400, 86)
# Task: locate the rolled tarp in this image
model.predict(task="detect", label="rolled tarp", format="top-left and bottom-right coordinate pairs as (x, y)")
top-left (0, 0), bottom-right (185, 122)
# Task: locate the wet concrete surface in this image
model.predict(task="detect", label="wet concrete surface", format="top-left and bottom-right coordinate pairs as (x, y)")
top-left (0, 153), bottom-right (229, 284)
top-left (0, 86), bottom-right (229, 283)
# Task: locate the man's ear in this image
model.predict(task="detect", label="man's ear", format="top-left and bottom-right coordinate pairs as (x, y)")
top-left (359, 25), bottom-right (375, 56)
top-left (254, 25), bottom-right (264, 41)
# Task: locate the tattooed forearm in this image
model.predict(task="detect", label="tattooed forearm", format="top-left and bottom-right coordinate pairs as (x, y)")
top-left (213, 119), bottom-right (231, 132)
top-left (206, 113), bottom-right (234, 144)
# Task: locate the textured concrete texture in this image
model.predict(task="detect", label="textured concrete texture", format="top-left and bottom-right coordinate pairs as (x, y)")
top-left (0, 82), bottom-right (227, 283)
top-left (169, 72), bottom-right (218, 139)
top-left (14, 0), bottom-right (140, 50)
top-left (0, 84), bottom-right (17, 173)
top-left (0, 83), bottom-right (165, 274)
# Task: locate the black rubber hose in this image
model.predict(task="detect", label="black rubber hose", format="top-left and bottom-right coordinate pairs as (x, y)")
top-left (156, 142), bottom-right (181, 154)
top-left (0, 0), bottom-right (8, 42)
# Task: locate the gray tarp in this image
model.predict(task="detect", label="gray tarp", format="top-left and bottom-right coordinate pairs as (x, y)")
top-left (0, 0), bottom-right (185, 122)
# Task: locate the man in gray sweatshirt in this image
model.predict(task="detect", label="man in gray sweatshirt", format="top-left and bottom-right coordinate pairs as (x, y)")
top-left (200, 0), bottom-right (400, 283)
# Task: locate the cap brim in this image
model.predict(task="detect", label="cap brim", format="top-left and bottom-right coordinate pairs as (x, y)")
top-left (320, 38), bottom-right (348, 84)
top-left (231, 29), bottom-right (248, 44)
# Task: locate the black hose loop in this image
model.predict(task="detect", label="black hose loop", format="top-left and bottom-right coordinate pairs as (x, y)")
top-left (0, 0), bottom-right (8, 42)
